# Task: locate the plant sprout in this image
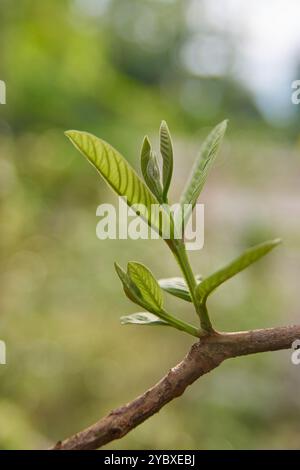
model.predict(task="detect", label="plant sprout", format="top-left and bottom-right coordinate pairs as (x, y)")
top-left (65, 121), bottom-right (280, 338)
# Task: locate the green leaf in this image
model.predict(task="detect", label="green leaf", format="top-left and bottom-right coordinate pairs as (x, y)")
top-left (159, 275), bottom-right (202, 302)
top-left (148, 151), bottom-right (163, 199)
top-left (115, 262), bottom-right (164, 314)
top-left (120, 311), bottom-right (199, 338)
top-left (180, 120), bottom-right (227, 210)
top-left (160, 120), bottom-right (173, 202)
top-left (114, 262), bottom-right (144, 307)
top-left (140, 136), bottom-right (163, 202)
top-left (65, 130), bottom-right (165, 235)
top-left (120, 312), bottom-right (168, 326)
top-left (115, 263), bottom-right (200, 337)
top-left (127, 262), bottom-right (163, 312)
top-left (140, 135), bottom-right (151, 180)
top-left (196, 239), bottom-right (281, 303)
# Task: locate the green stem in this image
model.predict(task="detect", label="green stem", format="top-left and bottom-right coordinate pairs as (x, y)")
top-left (169, 240), bottom-right (213, 333)
top-left (159, 309), bottom-right (200, 338)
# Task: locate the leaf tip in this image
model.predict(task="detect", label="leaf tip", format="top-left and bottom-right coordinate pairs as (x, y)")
top-left (64, 130), bottom-right (84, 148)
top-left (141, 137), bottom-right (152, 167)
top-left (114, 261), bottom-right (124, 277)
top-left (220, 119), bottom-right (228, 131)
top-left (160, 120), bottom-right (172, 142)
top-left (142, 135), bottom-right (151, 149)
top-left (272, 238), bottom-right (282, 247)
top-left (64, 130), bottom-right (78, 138)
top-left (64, 130), bottom-right (74, 139)
top-left (127, 261), bottom-right (137, 273)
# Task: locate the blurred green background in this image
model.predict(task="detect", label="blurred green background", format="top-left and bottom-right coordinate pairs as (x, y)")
top-left (0, 0), bottom-right (299, 450)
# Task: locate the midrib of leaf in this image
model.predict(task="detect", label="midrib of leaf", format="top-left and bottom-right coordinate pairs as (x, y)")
top-left (128, 262), bottom-right (163, 312)
top-left (180, 120), bottom-right (227, 209)
top-left (160, 121), bottom-right (173, 202)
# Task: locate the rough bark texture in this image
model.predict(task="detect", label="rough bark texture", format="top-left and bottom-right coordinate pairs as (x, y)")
top-left (52, 325), bottom-right (300, 450)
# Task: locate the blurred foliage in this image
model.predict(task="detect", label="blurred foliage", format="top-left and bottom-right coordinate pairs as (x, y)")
top-left (0, 0), bottom-right (299, 450)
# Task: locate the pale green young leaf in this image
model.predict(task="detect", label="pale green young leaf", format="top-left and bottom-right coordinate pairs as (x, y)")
top-left (120, 311), bottom-right (199, 338)
top-left (196, 239), bottom-right (281, 303)
top-left (115, 262), bottom-right (164, 314)
top-left (120, 312), bottom-right (168, 326)
top-left (180, 120), bottom-right (228, 209)
top-left (159, 275), bottom-right (202, 302)
top-left (140, 137), bottom-right (163, 202)
top-left (116, 264), bottom-right (199, 337)
top-left (147, 152), bottom-right (163, 201)
top-left (65, 130), bottom-right (165, 235)
top-left (140, 136), bottom-right (151, 183)
top-left (127, 262), bottom-right (163, 312)
top-left (160, 120), bottom-right (173, 202)
top-left (114, 262), bottom-right (144, 307)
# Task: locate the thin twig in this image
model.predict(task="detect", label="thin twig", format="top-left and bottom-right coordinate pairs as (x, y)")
top-left (52, 325), bottom-right (300, 450)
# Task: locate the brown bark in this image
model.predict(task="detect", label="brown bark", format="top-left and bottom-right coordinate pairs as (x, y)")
top-left (52, 325), bottom-right (300, 450)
